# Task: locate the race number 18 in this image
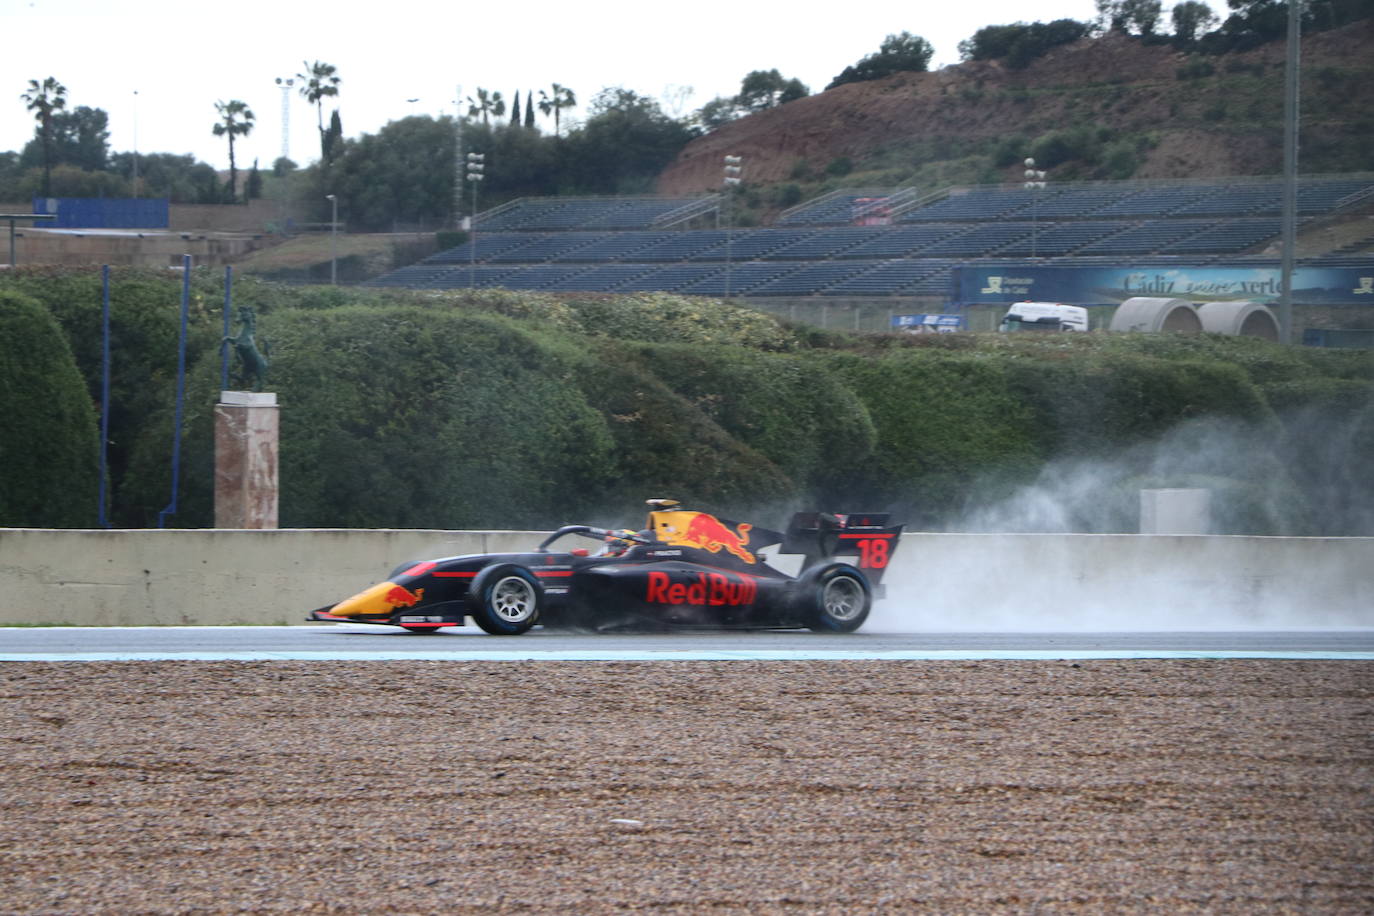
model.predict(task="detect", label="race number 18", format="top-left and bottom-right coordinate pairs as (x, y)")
top-left (854, 536), bottom-right (891, 569)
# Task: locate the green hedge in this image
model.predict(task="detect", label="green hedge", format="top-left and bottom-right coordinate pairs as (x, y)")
top-left (0, 289), bottom-right (99, 526)
top-left (5, 267), bottom-right (1372, 535)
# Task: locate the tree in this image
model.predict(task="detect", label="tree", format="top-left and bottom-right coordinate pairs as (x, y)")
top-left (212, 99), bottom-right (254, 203)
top-left (827, 32), bottom-right (935, 89)
top-left (326, 110), bottom-right (344, 164)
top-left (958, 19), bottom-right (1091, 68)
top-left (296, 60), bottom-right (341, 163)
top-left (20, 76), bottom-right (67, 197)
top-left (246, 158), bottom-right (263, 200)
top-left (694, 96), bottom-right (744, 132)
top-left (20, 105), bottom-right (110, 172)
top-left (510, 90), bottom-right (522, 127)
top-left (537, 83), bottom-right (576, 137)
top-left (106, 151), bottom-right (221, 203)
top-left (1171, 1), bottom-right (1219, 45)
top-left (735, 69), bottom-right (810, 112)
top-left (467, 88), bottom-right (506, 125)
top-left (333, 115), bottom-right (458, 231)
top-left (1096, 0), bottom-right (1164, 35)
top-left (524, 92), bottom-right (536, 129)
top-left (560, 88), bottom-right (693, 194)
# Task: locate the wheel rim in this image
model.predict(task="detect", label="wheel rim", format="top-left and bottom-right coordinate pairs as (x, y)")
top-left (491, 575), bottom-right (537, 624)
top-left (822, 576), bottom-right (864, 621)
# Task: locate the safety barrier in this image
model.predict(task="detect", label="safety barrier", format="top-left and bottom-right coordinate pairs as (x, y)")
top-left (0, 528), bottom-right (1370, 628)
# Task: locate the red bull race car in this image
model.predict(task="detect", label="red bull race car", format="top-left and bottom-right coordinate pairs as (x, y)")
top-left (309, 499), bottom-right (903, 635)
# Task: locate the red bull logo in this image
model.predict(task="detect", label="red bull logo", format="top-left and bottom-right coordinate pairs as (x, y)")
top-left (679, 514), bottom-right (755, 563)
top-left (383, 584), bottom-right (424, 607)
top-left (646, 571), bottom-right (757, 607)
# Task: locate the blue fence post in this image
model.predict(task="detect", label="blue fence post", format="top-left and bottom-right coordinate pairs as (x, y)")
top-left (158, 255), bottom-right (191, 528)
top-left (98, 265), bottom-right (112, 528)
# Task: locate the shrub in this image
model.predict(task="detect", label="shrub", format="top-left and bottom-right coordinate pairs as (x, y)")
top-left (615, 342), bottom-right (877, 499)
top-left (0, 289), bottom-right (100, 526)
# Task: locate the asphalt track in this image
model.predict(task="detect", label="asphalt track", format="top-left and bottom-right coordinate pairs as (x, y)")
top-left (2, 625), bottom-right (1372, 661)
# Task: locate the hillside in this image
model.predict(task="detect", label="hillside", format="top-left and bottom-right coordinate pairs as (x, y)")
top-left (658, 20), bottom-right (1374, 199)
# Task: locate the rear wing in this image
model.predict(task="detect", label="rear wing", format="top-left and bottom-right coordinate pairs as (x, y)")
top-left (781, 512), bottom-right (904, 585)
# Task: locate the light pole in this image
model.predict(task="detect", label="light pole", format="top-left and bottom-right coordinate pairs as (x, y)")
top-left (325, 194), bottom-right (338, 285)
top-left (466, 152), bottom-right (485, 288)
top-left (1024, 157), bottom-right (1048, 259)
top-left (131, 90), bottom-right (139, 198)
top-left (452, 84), bottom-right (464, 230)
top-left (1278, 0), bottom-right (1301, 344)
top-left (723, 154), bottom-right (743, 298)
top-left (275, 77), bottom-right (294, 163)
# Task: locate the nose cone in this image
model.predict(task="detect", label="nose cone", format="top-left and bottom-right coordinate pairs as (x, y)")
top-left (330, 581), bottom-right (422, 617)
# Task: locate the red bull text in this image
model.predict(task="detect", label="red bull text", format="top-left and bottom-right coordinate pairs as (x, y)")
top-left (646, 571), bottom-right (757, 607)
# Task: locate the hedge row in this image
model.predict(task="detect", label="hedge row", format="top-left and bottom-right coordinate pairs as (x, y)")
top-left (2, 268), bottom-right (1370, 534)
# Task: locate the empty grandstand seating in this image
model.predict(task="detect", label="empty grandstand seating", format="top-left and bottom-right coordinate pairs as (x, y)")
top-left (367, 175), bottom-right (1374, 297)
top-left (477, 196), bottom-right (711, 231)
top-left (776, 188), bottom-right (920, 226)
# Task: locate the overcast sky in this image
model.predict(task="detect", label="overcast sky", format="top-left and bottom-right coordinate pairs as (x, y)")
top-left (2, 0), bottom-right (1221, 171)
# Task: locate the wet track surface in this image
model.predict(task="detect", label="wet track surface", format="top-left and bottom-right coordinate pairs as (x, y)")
top-left (2, 625), bottom-right (1372, 659)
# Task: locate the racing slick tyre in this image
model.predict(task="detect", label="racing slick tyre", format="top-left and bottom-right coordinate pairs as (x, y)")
top-left (798, 563), bottom-right (872, 633)
top-left (468, 564), bottom-right (544, 635)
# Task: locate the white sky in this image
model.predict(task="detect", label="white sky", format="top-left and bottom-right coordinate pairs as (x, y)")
top-left (1, 0), bottom-right (1219, 171)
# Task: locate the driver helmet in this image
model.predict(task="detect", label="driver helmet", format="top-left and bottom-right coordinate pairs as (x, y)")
top-left (599, 529), bottom-right (638, 557)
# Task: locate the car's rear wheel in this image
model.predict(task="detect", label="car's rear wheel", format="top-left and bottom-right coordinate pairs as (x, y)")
top-left (468, 565), bottom-right (543, 635)
top-left (800, 563), bottom-right (871, 633)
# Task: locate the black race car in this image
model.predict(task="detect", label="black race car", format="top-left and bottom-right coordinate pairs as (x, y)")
top-left (309, 499), bottom-right (902, 634)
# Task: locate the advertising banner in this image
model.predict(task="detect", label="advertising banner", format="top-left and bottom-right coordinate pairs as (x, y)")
top-left (955, 265), bottom-right (1374, 307)
top-left (33, 197), bottom-right (170, 229)
top-left (892, 313), bottom-right (965, 333)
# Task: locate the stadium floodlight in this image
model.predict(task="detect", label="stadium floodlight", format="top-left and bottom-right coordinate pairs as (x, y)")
top-left (467, 153), bottom-right (486, 288)
top-left (723, 155), bottom-right (744, 298)
top-left (724, 154), bottom-right (743, 186)
top-left (1023, 157), bottom-right (1049, 259)
top-left (275, 77), bottom-right (294, 162)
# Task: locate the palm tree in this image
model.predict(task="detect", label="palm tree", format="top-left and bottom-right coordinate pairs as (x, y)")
top-left (466, 88), bottom-right (505, 125)
top-left (212, 100), bottom-right (255, 203)
top-left (21, 77), bottom-right (67, 196)
top-left (537, 83), bottom-right (576, 138)
top-left (296, 60), bottom-right (341, 162)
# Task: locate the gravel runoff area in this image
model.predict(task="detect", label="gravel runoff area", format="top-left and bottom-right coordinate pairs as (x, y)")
top-left (1, 660), bottom-right (1371, 914)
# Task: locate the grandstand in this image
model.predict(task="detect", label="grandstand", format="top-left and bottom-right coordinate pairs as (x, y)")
top-left (367, 175), bottom-right (1374, 299)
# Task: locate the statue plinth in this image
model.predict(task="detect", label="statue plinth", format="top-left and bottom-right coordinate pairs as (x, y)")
top-left (215, 391), bottom-right (279, 529)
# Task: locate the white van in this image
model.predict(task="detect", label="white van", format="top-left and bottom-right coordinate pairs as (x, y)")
top-left (998, 301), bottom-right (1089, 332)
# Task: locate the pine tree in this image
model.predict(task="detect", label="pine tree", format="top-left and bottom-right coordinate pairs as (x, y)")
top-left (524, 91), bottom-right (535, 129)
top-left (510, 90), bottom-right (521, 127)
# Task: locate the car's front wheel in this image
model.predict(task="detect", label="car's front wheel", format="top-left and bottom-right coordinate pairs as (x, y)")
top-left (468, 565), bottom-right (543, 635)
top-left (799, 563), bottom-right (871, 633)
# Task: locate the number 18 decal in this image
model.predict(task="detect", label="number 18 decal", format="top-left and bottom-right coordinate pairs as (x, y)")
top-left (854, 536), bottom-right (891, 569)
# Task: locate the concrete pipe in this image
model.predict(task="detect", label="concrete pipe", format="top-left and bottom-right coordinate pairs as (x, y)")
top-left (1196, 300), bottom-right (1279, 340)
top-left (1109, 297), bottom-right (1203, 333)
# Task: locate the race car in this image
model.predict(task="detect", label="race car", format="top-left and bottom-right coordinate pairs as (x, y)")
top-left (309, 499), bottom-right (903, 635)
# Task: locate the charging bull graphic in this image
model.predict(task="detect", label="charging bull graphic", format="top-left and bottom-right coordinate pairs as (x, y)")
top-left (677, 514), bottom-right (755, 564)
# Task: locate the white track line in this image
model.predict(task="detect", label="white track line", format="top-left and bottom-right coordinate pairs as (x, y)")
top-left (3, 650), bottom-right (1372, 661)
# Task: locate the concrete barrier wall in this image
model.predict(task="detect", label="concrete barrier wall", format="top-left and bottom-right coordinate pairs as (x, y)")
top-left (1, 528), bottom-right (1370, 628)
top-left (881, 533), bottom-right (1373, 630)
top-left (0, 529), bottom-right (543, 626)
